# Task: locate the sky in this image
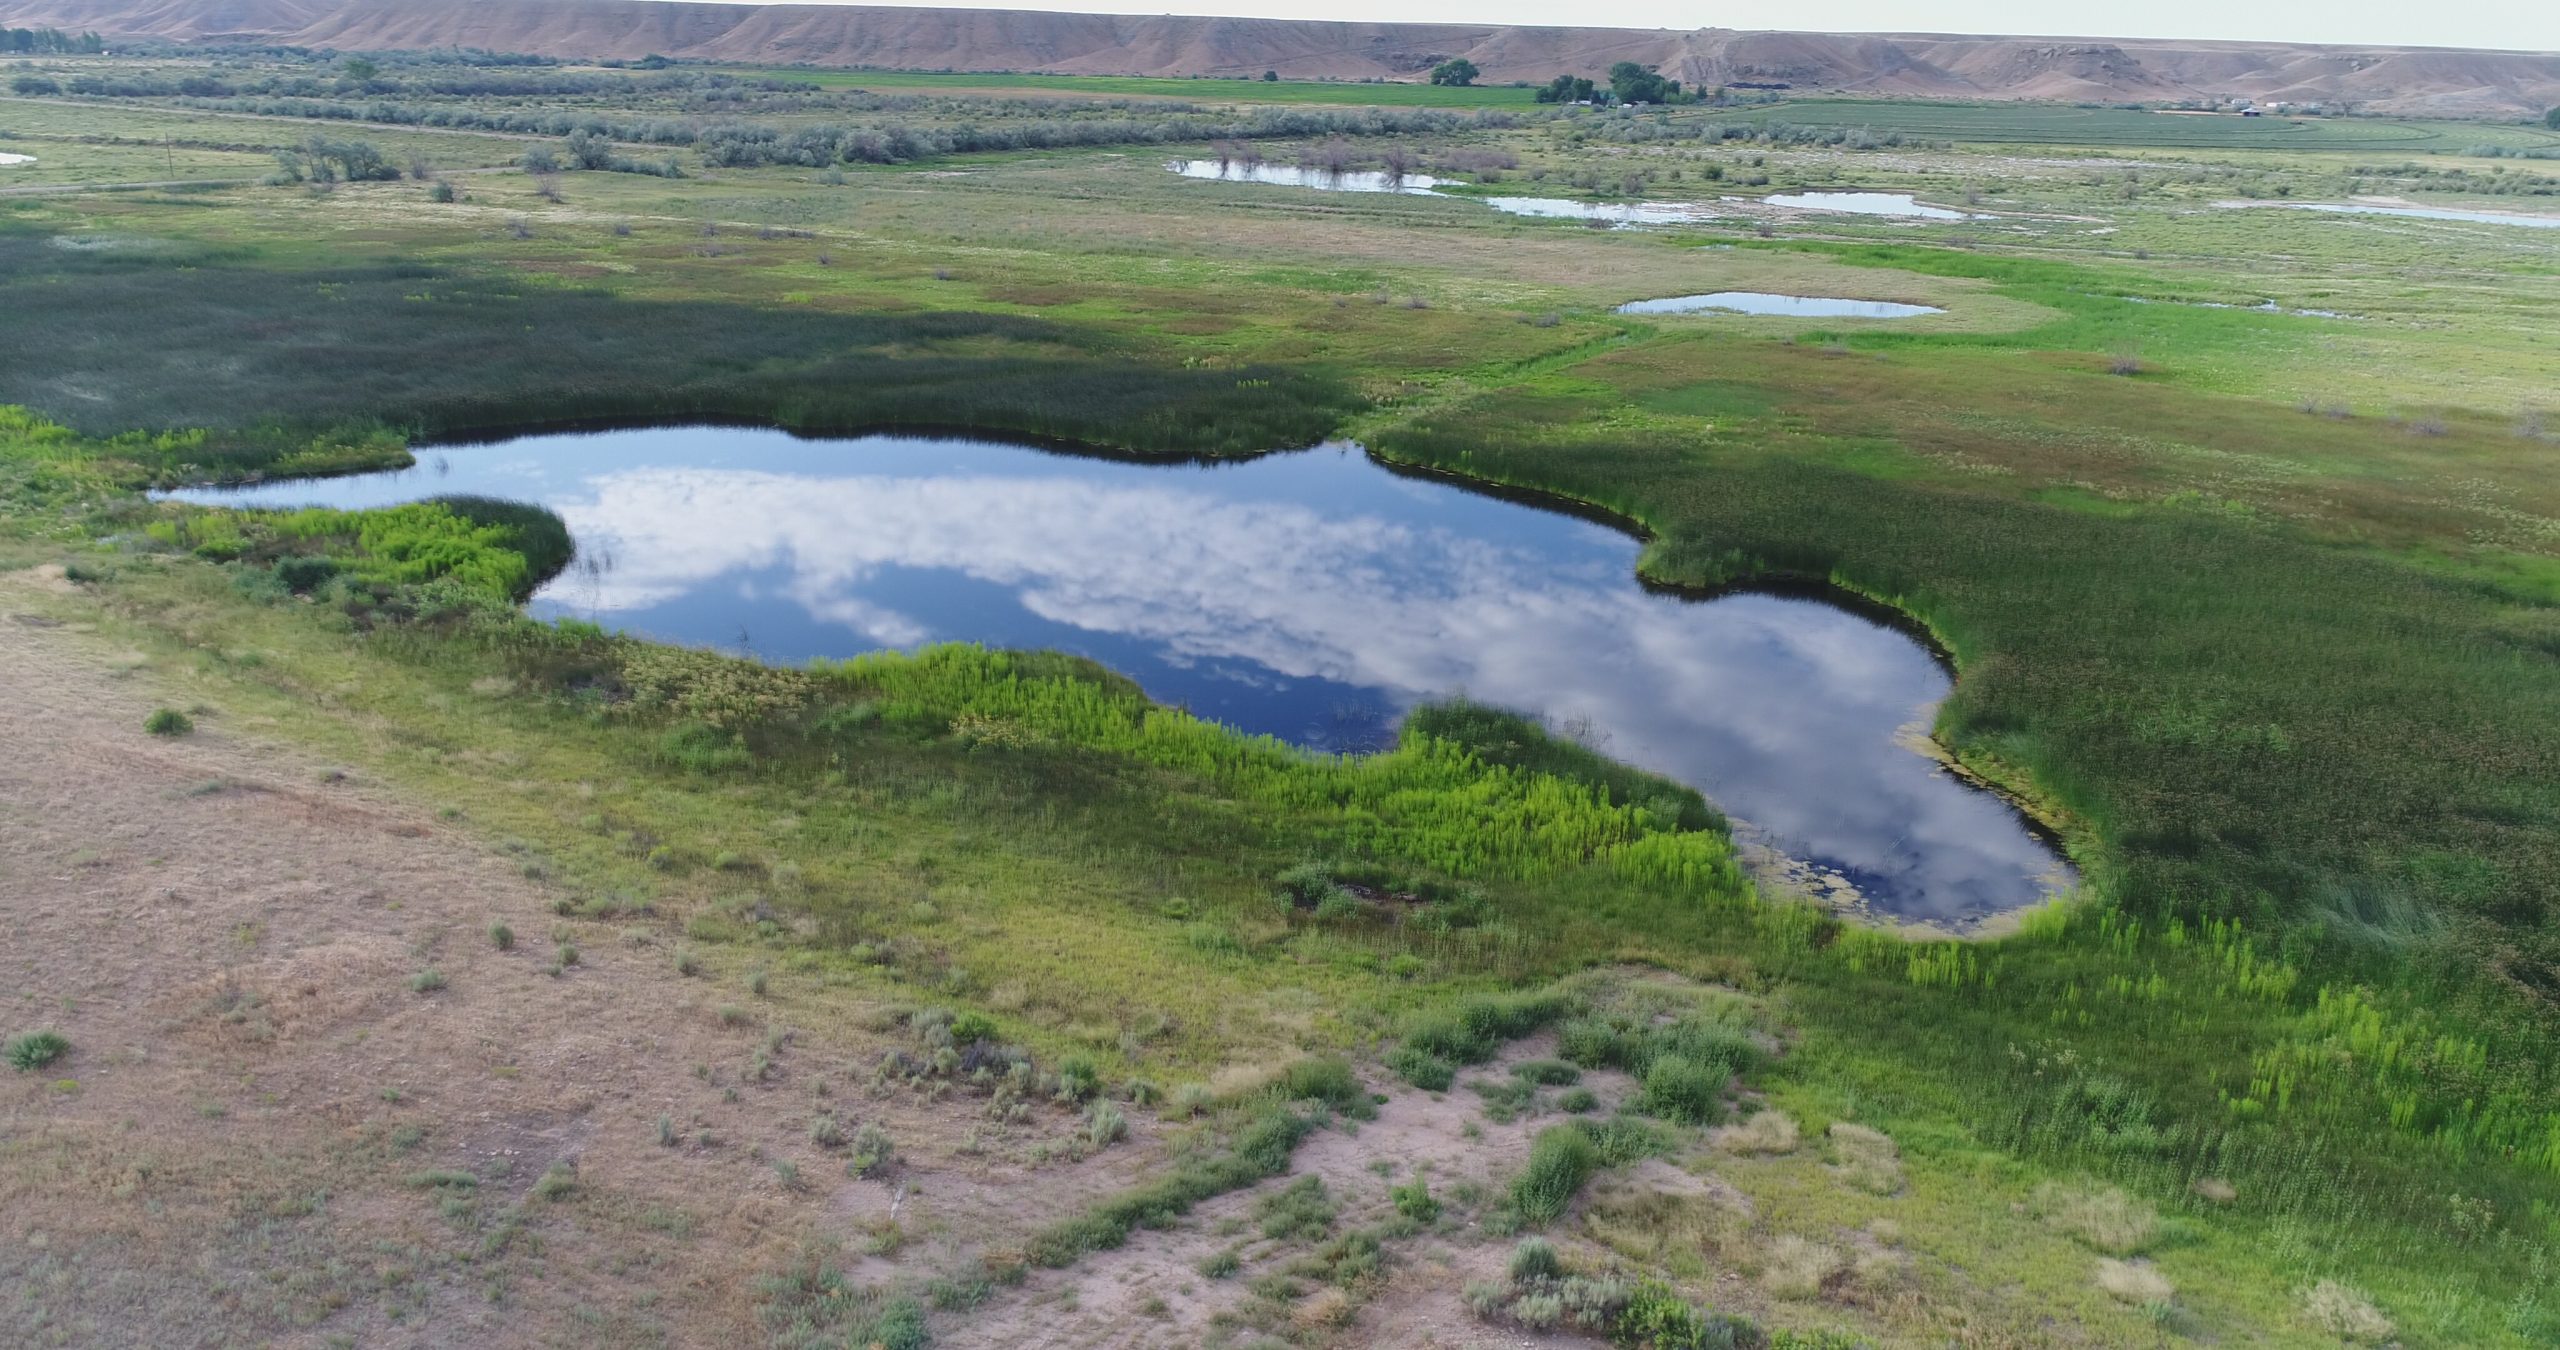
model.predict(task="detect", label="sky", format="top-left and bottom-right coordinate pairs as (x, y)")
top-left (770, 0), bottom-right (2557, 53)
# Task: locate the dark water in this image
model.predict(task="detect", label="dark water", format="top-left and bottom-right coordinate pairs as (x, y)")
top-left (170, 427), bottom-right (2072, 925)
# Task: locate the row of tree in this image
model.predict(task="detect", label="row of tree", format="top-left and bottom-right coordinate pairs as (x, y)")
top-left (3, 27), bottom-right (102, 53)
top-left (1534, 63), bottom-right (1696, 106)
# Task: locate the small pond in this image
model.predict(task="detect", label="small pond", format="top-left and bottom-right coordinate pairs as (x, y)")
top-left (170, 427), bottom-right (2073, 926)
top-left (1618, 292), bottom-right (1943, 318)
top-left (0, 153), bottom-right (37, 166)
top-left (1762, 191), bottom-right (1972, 220)
top-left (1168, 159), bottom-right (1720, 227)
top-left (2220, 200), bottom-right (2560, 229)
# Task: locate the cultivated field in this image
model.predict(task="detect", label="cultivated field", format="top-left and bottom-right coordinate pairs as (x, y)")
top-left (3, 43), bottom-right (2558, 1349)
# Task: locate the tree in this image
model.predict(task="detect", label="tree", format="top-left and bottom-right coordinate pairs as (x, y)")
top-left (1429, 58), bottom-right (1479, 88)
top-left (1262, 69), bottom-right (1278, 82)
top-left (2547, 106), bottom-right (2560, 130)
top-left (340, 56), bottom-right (379, 84)
top-left (1533, 74), bottom-right (1597, 104)
top-left (1608, 61), bottom-right (1682, 105)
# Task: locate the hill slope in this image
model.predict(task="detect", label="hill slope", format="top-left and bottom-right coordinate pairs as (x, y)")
top-left (4, 0), bottom-right (2556, 115)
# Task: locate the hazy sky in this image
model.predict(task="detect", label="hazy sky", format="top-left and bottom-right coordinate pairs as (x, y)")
top-left (806, 0), bottom-right (2555, 53)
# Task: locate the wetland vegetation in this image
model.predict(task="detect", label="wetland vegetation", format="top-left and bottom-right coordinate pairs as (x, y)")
top-left (3, 36), bottom-right (2559, 1349)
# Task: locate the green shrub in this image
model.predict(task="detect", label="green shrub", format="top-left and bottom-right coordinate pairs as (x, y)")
top-left (1278, 1057), bottom-right (1372, 1116)
top-left (487, 922), bottom-right (514, 951)
top-left (5, 1030), bottom-right (70, 1072)
top-left (1639, 1054), bottom-right (1728, 1125)
top-left (1391, 1177), bottom-right (1439, 1222)
top-left (1560, 1086), bottom-right (1599, 1113)
top-left (1512, 1126), bottom-right (1600, 1226)
top-left (1514, 1058), bottom-right (1581, 1085)
top-left (657, 721), bottom-right (749, 773)
top-left (1510, 1235), bottom-right (1563, 1281)
top-left (409, 968), bottom-right (447, 994)
top-left (1616, 1279), bottom-right (1753, 1349)
top-left (1198, 1246), bottom-right (1242, 1278)
top-left (531, 1162), bottom-right (577, 1201)
top-left (1387, 1046), bottom-right (1455, 1091)
top-left (1257, 1175), bottom-right (1336, 1241)
top-left (143, 708), bottom-right (193, 736)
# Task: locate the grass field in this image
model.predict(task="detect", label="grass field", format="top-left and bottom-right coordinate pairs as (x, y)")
top-left (3, 44), bottom-right (2559, 1348)
top-left (1695, 97), bottom-right (2560, 151)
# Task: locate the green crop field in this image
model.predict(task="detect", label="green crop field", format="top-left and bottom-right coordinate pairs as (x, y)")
top-left (3, 40), bottom-right (2558, 1350)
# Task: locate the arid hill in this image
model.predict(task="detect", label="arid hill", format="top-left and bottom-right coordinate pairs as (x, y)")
top-left (4, 0), bottom-right (2556, 116)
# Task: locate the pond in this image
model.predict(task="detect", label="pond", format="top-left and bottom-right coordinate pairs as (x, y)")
top-left (1167, 159), bottom-right (1721, 227)
top-left (1618, 292), bottom-right (1943, 318)
top-left (1762, 191), bottom-right (1972, 220)
top-left (2218, 200), bottom-right (2560, 230)
top-left (169, 427), bottom-right (2074, 927)
top-left (0, 153), bottom-right (37, 166)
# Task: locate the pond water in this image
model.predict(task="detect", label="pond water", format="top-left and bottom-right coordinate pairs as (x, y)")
top-left (1762, 191), bottom-right (1972, 220)
top-left (0, 153), bottom-right (37, 166)
top-left (1167, 159), bottom-right (1721, 227)
top-left (2220, 200), bottom-right (2560, 229)
top-left (1618, 292), bottom-right (1943, 318)
top-left (169, 427), bottom-right (2073, 926)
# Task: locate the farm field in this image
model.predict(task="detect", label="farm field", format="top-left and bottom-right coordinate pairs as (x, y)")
top-left (2, 43), bottom-right (2559, 1350)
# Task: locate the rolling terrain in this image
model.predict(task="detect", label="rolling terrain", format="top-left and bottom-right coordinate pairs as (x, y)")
top-left (5, 0), bottom-right (2558, 116)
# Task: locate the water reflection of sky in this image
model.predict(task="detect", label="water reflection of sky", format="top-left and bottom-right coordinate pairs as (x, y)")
top-left (172, 428), bottom-right (2071, 924)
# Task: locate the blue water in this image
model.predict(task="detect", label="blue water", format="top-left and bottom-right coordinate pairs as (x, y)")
top-left (170, 427), bottom-right (2072, 925)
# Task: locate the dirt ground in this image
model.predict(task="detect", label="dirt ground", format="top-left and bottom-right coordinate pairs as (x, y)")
top-left (0, 574), bottom-right (1655, 1348)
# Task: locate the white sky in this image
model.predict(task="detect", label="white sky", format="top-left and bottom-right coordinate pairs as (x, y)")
top-left (762, 1), bottom-right (2557, 54)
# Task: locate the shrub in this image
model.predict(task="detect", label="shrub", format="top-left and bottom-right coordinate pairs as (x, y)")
top-left (1508, 1235), bottom-right (1562, 1282)
top-left (1086, 1101), bottom-right (1128, 1147)
top-left (532, 1162), bottom-right (577, 1201)
top-left (2302, 1279), bottom-right (2393, 1342)
top-left (810, 1114), bottom-right (848, 1148)
top-left (1056, 1057), bottom-right (1100, 1102)
top-left (1717, 1107), bottom-right (1799, 1155)
top-left (144, 708), bottom-right (193, 736)
top-left (1257, 1175), bottom-right (1335, 1241)
top-left (409, 968), bottom-right (447, 994)
top-left (1198, 1246), bottom-right (1241, 1278)
top-left (1391, 1177), bottom-right (1439, 1222)
top-left (949, 1010), bottom-right (998, 1045)
top-left (1760, 1235), bottom-right (1843, 1298)
top-left (1278, 1057), bottom-right (1371, 1116)
top-left (5, 1030), bottom-right (70, 1072)
top-left (849, 1123), bottom-right (894, 1176)
top-left (1616, 1279), bottom-right (1750, 1349)
top-left (487, 922), bottom-right (514, 951)
top-left (1827, 1123), bottom-right (1902, 1196)
top-left (2035, 1182), bottom-right (2157, 1255)
top-left (1559, 1086), bottom-right (1599, 1113)
top-left (1513, 1058), bottom-right (1581, 1085)
top-left (1387, 1046), bottom-right (1455, 1091)
top-left (1512, 1126), bottom-right (1600, 1226)
top-left (2096, 1258), bottom-right (2173, 1304)
top-left (1639, 1054), bottom-right (1727, 1125)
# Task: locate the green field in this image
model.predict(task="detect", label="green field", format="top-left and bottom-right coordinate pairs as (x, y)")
top-left (3, 42), bottom-right (2560, 1349)
top-left (1700, 96), bottom-right (2560, 151)
top-left (725, 65), bottom-right (1542, 106)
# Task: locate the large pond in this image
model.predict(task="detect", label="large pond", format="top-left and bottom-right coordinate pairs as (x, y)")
top-left (1762, 191), bottom-right (1972, 220)
top-left (170, 427), bottom-right (2072, 926)
top-left (1618, 292), bottom-right (1943, 318)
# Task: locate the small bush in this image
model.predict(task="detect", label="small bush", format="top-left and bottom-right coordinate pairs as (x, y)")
top-left (1198, 1246), bottom-right (1241, 1278)
top-left (1718, 1107), bottom-right (1799, 1155)
top-left (2036, 1182), bottom-right (2157, 1255)
top-left (1086, 1101), bottom-right (1128, 1147)
top-left (1257, 1175), bottom-right (1336, 1241)
top-left (5, 1030), bottom-right (70, 1072)
top-left (487, 922), bottom-right (514, 951)
top-left (1512, 1058), bottom-right (1581, 1086)
top-left (2302, 1279), bottom-right (2393, 1342)
top-left (532, 1162), bottom-right (577, 1202)
top-left (2096, 1258), bottom-right (2173, 1304)
top-left (1387, 1046), bottom-right (1455, 1091)
top-left (1639, 1054), bottom-right (1727, 1125)
top-left (409, 968), bottom-right (447, 994)
top-left (1761, 1235), bottom-right (1843, 1298)
top-left (1827, 1123), bottom-right (1902, 1196)
top-left (1508, 1235), bottom-right (1562, 1282)
top-left (1558, 1086), bottom-right (1599, 1113)
top-left (1512, 1126), bottom-right (1600, 1226)
top-left (849, 1123), bottom-right (894, 1176)
top-left (1391, 1177), bottom-right (1439, 1223)
top-left (144, 708), bottom-right (194, 736)
top-left (1278, 1057), bottom-right (1371, 1116)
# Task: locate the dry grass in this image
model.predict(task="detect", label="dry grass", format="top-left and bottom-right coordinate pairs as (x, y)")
top-left (2302, 1280), bottom-right (2395, 1343)
top-left (2034, 1182), bottom-right (2159, 1256)
top-left (1761, 1234), bottom-right (1846, 1299)
top-left (1826, 1122), bottom-right (1902, 1195)
top-left (2095, 1258), bottom-right (2174, 1305)
top-left (1715, 1106), bottom-right (1800, 1155)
